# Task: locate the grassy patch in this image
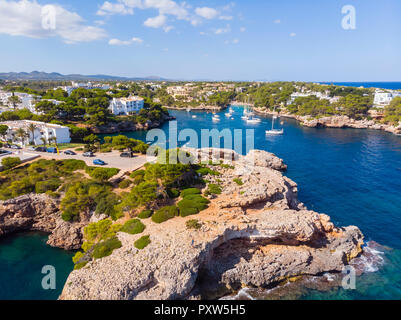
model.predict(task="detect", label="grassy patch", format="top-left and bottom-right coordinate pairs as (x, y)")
top-left (138, 209), bottom-right (153, 219)
top-left (233, 178), bottom-right (243, 186)
top-left (92, 237), bottom-right (122, 259)
top-left (186, 219), bottom-right (202, 230)
top-left (206, 184), bottom-right (222, 195)
top-left (151, 206), bottom-right (178, 223)
top-left (120, 219), bottom-right (145, 235)
top-left (134, 235), bottom-right (151, 249)
top-left (178, 194), bottom-right (210, 217)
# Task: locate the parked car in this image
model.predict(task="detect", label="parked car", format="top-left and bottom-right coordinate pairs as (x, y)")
top-left (27, 146), bottom-right (36, 151)
top-left (83, 151), bottom-right (94, 157)
top-left (34, 147), bottom-right (47, 152)
top-left (46, 147), bottom-right (57, 153)
top-left (120, 152), bottom-right (134, 158)
top-left (93, 159), bottom-right (106, 166)
top-left (64, 150), bottom-right (76, 155)
top-left (10, 145), bottom-right (22, 149)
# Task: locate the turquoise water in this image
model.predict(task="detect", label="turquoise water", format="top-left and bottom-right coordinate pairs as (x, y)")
top-left (2, 105), bottom-right (401, 299)
top-left (0, 232), bottom-right (74, 300)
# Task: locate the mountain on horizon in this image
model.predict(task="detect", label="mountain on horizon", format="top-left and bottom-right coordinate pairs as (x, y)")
top-left (0, 71), bottom-right (167, 82)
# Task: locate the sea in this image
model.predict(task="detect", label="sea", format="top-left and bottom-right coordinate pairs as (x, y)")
top-left (1, 82), bottom-right (401, 300)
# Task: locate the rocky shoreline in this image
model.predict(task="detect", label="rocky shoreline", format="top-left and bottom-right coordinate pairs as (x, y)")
top-left (254, 108), bottom-right (401, 136)
top-left (57, 149), bottom-right (364, 300)
top-left (0, 149), bottom-right (367, 300)
top-left (0, 194), bottom-right (85, 250)
top-left (165, 105), bottom-right (226, 111)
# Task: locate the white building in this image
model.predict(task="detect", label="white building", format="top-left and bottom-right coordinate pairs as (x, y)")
top-left (374, 90), bottom-right (401, 107)
top-left (58, 82), bottom-right (111, 96)
top-left (288, 91), bottom-right (340, 104)
top-left (109, 96), bottom-right (145, 115)
top-left (0, 120), bottom-right (71, 146)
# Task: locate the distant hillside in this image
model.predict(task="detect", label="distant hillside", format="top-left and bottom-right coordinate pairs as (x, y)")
top-left (0, 71), bottom-right (167, 81)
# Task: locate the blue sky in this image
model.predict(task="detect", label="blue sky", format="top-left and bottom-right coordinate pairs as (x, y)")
top-left (0, 0), bottom-right (400, 81)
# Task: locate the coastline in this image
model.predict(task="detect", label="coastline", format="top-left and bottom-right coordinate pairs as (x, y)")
top-left (252, 107), bottom-right (401, 136)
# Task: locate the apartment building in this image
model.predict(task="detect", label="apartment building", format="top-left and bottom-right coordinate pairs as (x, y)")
top-left (109, 96), bottom-right (145, 115)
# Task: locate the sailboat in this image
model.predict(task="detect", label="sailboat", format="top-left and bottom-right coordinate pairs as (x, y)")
top-left (266, 107), bottom-right (284, 135)
top-left (212, 113), bottom-right (220, 122)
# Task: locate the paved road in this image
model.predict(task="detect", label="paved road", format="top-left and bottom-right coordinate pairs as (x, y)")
top-left (10, 148), bottom-right (154, 172)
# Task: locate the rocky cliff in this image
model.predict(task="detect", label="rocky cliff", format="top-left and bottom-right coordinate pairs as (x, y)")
top-left (59, 149), bottom-right (364, 300)
top-left (0, 194), bottom-right (84, 250)
top-left (254, 108), bottom-right (401, 135)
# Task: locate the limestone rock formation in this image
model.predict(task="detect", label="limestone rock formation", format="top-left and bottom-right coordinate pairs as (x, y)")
top-left (0, 194), bottom-right (84, 250)
top-left (59, 149), bottom-right (364, 300)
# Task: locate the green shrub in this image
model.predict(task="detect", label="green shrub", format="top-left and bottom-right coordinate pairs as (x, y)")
top-left (1, 157), bottom-right (21, 170)
top-left (167, 188), bottom-right (180, 198)
top-left (118, 179), bottom-right (131, 189)
top-left (233, 178), bottom-right (243, 186)
top-left (186, 219), bottom-right (202, 230)
top-left (196, 167), bottom-right (221, 176)
top-left (180, 188), bottom-right (201, 198)
top-left (83, 219), bottom-right (122, 242)
top-left (134, 235), bottom-right (151, 249)
top-left (120, 219), bottom-right (145, 234)
top-left (178, 195), bottom-right (209, 217)
top-left (35, 178), bottom-right (62, 193)
top-left (86, 167), bottom-right (120, 181)
top-left (207, 184), bottom-right (222, 195)
top-left (152, 206), bottom-right (178, 223)
top-left (130, 169), bottom-right (145, 179)
top-left (92, 237), bottom-right (122, 259)
top-left (74, 261), bottom-right (88, 270)
top-left (138, 209), bottom-right (153, 219)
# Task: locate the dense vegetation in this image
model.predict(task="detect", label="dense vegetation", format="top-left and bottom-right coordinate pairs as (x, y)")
top-left (383, 97), bottom-right (401, 125)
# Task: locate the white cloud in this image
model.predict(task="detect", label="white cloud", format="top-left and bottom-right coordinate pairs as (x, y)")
top-left (215, 24), bottom-right (231, 35)
top-left (274, 19), bottom-right (281, 24)
top-left (232, 38), bottom-right (239, 44)
top-left (225, 38), bottom-right (239, 45)
top-left (144, 14), bottom-right (167, 28)
top-left (108, 36), bottom-right (143, 45)
top-left (240, 27), bottom-right (246, 32)
top-left (219, 15), bottom-right (233, 21)
top-left (290, 32), bottom-right (296, 37)
top-left (195, 7), bottom-right (218, 20)
top-left (0, 0), bottom-right (106, 43)
top-left (97, 1), bottom-right (133, 16)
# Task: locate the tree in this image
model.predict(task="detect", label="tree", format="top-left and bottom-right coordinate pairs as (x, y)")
top-left (0, 124), bottom-right (9, 141)
top-left (15, 128), bottom-right (28, 145)
top-left (26, 123), bottom-right (37, 145)
top-left (41, 136), bottom-right (48, 148)
top-left (1, 157), bottom-right (21, 170)
top-left (8, 94), bottom-right (22, 110)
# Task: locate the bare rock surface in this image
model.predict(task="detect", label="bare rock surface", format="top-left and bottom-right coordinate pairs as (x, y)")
top-left (0, 194), bottom-right (84, 250)
top-left (59, 149), bottom-right (364, 300)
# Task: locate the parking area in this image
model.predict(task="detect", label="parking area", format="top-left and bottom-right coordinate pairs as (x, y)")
top-left (3, 147), bottom-right (155, 172)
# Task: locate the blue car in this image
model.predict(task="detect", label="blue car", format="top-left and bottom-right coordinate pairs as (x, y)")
top-left (93, 159), bottom-right (106, 166)
top-left (46, 147), bottom-right (57, 153)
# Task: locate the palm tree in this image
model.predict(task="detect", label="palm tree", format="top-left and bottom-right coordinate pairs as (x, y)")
top-left (8, 93), bottom-right (21, 110)
top-left (49, 136), bottom-right (59, 153)
top-left (26, 123), bottom-right (37, 145)
top-left (40, 136), bottom-right (47, 148)
top-left (15, 128), bottom-right (28, 146)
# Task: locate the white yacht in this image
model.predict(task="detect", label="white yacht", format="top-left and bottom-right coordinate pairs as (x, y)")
top-left (212, 114), bottom-right (220, 122)
top-left (246, 117), bottom-right (261, 124)
top-left (266, 107), bottom-right (284, 135)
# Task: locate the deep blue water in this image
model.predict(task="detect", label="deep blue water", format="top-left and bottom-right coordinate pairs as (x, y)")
top-left (320, 82), bottom-right (401, 90)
